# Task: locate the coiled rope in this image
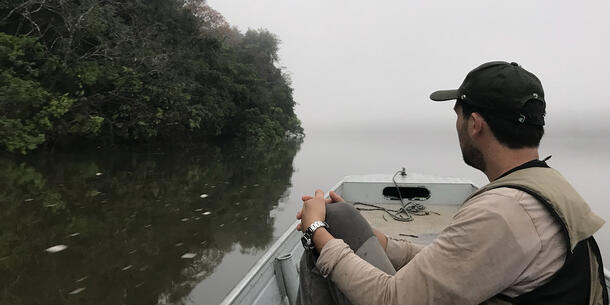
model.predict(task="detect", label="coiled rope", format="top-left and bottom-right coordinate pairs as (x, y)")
top-left (353, 170), bottom-right (435, 222)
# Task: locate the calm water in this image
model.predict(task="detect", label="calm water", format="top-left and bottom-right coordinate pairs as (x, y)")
top-left (0, 142), bottom-right (301, 305)
top-left (1, 127), bottom-right (608, 305)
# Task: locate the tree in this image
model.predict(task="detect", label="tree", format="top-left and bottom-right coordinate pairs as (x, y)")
top-left (0, 0), bottom-right (303, 153)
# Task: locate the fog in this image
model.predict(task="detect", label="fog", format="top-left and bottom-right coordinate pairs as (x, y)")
top-left (198, 3), bottom-right (610, 301)
top-left (207, 0), bottom-right (610, 134)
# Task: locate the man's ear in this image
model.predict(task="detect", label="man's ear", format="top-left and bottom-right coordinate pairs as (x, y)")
top-left (469, 112), bottom-right (487, 136)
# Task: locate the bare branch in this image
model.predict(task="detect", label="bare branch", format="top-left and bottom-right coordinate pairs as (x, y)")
top-left (75, 4), bottom-right (96, 29)
top-left (22, 6), bottom-right (42, 34)
top-left (30, 0), bottom-right (46, 14)
top-left (0, 0), bottom-right (37, 25)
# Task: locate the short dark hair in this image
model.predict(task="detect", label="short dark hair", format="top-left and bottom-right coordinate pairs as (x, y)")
top-left (457, 100), bottom-right (545, 149)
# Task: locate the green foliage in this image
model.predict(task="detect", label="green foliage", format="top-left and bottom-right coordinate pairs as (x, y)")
top-left (0, 0), bottom-right (303, 153)
top-left (0, 33), bottom-right (76, 153)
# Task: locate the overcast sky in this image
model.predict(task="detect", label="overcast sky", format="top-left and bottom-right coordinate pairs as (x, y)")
top-left (207, 0), bottom-right (610, 133)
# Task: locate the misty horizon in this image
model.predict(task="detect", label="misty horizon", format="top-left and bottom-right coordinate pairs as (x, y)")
top-left (208, 0), bottom-right (610, 132)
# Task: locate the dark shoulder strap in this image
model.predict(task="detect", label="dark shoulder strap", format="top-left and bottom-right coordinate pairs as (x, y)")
top-left (491, 185), bottom-right (607, 305)
top-left (589, 237), bottom-right (610, 305)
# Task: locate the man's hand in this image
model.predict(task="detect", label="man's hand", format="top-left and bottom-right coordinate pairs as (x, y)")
top-left (296, 191), bottom-right (344, 231)
top-left (296, 189), bottom-right (327, 232)
top-left (326, 191), bottom-right (345, 204)
top-left (297, 190), bottom-right (388, 250)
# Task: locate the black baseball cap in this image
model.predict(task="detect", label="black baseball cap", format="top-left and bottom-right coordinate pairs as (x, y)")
top-left (430, 61), bottom-right (546, 126)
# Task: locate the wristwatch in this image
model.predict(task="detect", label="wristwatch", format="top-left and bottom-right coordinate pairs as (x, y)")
top-left (301, 220), bottom-right (330, 250)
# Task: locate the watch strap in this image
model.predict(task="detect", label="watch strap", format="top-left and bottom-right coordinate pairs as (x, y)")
top-left (301, 221), bottom-right (329, 250)
top-left (307, 220), bottom-right (329, 235)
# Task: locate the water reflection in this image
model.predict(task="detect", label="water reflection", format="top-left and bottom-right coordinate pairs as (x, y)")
top-left (0, 140), bottom-right (301, 305)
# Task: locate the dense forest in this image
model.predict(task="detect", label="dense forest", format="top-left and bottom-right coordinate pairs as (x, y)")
top-left (0, 0), bottom-right (303, 154)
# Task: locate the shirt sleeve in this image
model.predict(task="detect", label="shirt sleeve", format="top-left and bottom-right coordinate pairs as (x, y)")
top-left (384, 236), bottom-right (425, 271)
top-left (315, 192), bottom-right (542, 305)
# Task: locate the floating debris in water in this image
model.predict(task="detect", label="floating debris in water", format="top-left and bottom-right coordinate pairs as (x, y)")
top-left (75, 276), bottom-right (88, 283)
top-left (69, 287), bottom-right (86, 295)
top-left (24, 198), bottom-right (34, 202)
top-left (181, 218), bottom-right (189, 222)
top-left (175, 242), bottom-right (184, 247)
top-left (195, 217), bottom-right (201, 220)
top-left (68, 233), bottom-right (80, 237)
top-left (210, 185), bottom-right (216, 188)
top-left (144, 224), bottom-right (152, 228)
top-left (253, 184), bottom-right (259, 187)
top-left (202, 211), bottom-right (211, 216)
top-left (95, 172), bottom-right (103, 176)
top-left (200, 241), bottom-right (207, 245)
top-left (128, 250), bottom-right (137, 255)
top-left (219, 224), bottom-right (225, 228)
top-left (139, 265), bottom-right (149, 272)
top-left (195, 271), bottom-right (206, 278)
top-left (234, 202), bottom-right (240, 206)
top-left (121, 265), bottom-right (133, 271)
top-left (195, 208), bottom-right (203, 212)
top-left (181, 253), bottom-right (196, 259)
top-left (199, 194), bottom-right (208, 198)
top-left (243, 217), bottom-right (248, 221)
top-left (135, 282), bottom-right (144, 288)
top-left (86, 190), bottom-right (102, 197)
top-left (45, 245), bottom-right (68, 253)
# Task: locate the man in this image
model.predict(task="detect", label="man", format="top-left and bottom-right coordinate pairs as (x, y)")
top-left (296, 61), bottom-right (608, 305)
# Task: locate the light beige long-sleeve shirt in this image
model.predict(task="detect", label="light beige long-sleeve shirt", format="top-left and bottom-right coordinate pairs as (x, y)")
top-left (316, 187), bottom-right (566, 305)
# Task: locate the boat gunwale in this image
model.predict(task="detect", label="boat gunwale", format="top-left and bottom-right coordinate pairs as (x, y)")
top-left (218, 178), bottom-right (346, 305)
top-left (217, 218), bottom-right (301, 305)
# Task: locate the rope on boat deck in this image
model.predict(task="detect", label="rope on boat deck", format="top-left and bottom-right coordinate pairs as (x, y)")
top-left (353, 170), bottom-right (436, 222)
top-left (353, 202), bottom-right (432, 222)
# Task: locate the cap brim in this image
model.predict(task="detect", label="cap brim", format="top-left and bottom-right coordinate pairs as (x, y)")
top-left (430, 89), bottom-right (459, 101)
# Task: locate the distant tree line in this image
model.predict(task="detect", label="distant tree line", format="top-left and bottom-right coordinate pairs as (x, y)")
top-left (0, 0), bottom-right (303, 154)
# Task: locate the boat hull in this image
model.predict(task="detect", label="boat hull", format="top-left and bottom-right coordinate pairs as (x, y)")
top-left (219, 173), bottom-right (610, 304)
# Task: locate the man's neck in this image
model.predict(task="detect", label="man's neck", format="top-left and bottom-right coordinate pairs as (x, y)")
top-left (483, 146), bottom-right (540, 181)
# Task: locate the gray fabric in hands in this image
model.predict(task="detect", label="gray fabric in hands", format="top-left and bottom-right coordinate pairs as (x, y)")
top-left (296, 202), bottom-right (396, 305)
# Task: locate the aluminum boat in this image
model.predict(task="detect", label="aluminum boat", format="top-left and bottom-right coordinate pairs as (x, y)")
top-left (220, 172), bottom-right (610, 305)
